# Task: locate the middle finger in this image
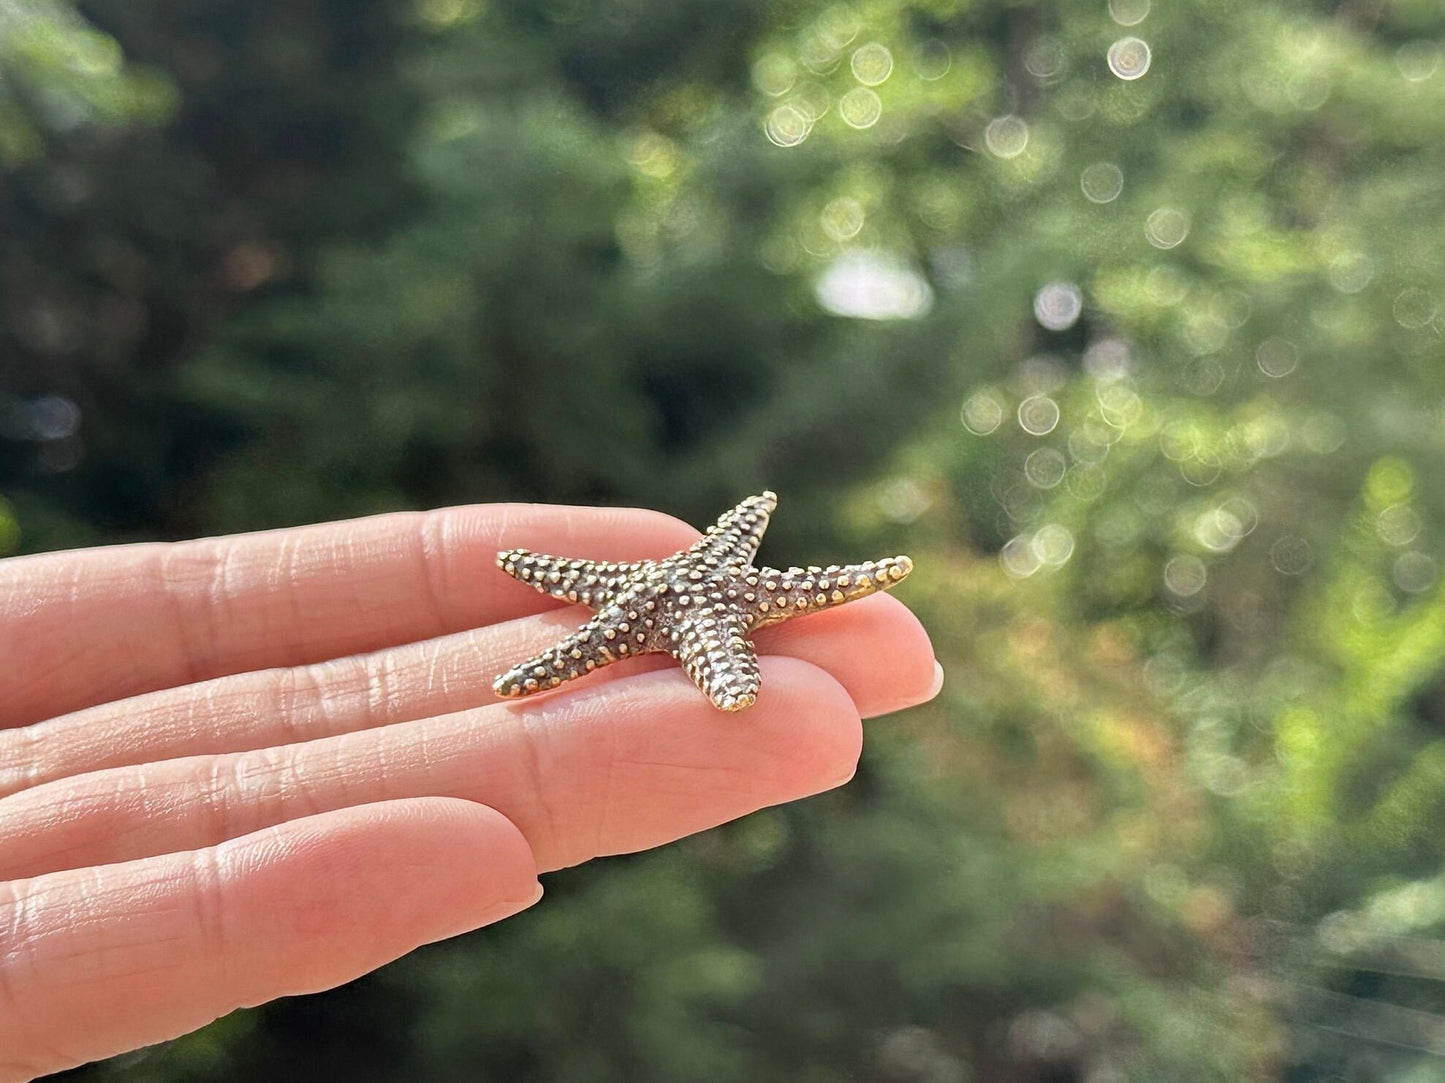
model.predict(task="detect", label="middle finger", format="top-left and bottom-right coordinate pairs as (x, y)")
top-left (0, 656), bottom-right (863, 880)
top-left (0, 592), bottom-right (936, 799)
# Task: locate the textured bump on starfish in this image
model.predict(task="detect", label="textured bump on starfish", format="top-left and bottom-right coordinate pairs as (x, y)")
top-left (492, 491), bottom-right (913, 711)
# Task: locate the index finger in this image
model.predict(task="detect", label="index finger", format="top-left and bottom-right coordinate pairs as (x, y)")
top-left (0, 504), bottom-right (700, 729)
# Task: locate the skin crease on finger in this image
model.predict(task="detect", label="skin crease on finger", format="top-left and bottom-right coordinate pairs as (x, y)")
top-left (0, 591), bottom-right (938, 799)
top-left (0, 657), bottom-right (866, 881)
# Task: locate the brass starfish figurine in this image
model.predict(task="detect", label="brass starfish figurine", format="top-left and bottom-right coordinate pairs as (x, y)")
top-left (493, 491), bottom-right (913, 711)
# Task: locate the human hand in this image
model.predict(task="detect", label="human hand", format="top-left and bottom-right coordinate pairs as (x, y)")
top-left (0, 503), bottom-right (940, 1080)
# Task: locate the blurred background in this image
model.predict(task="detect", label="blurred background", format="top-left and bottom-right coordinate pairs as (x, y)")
top-left (5, 0), bottom-right (1445, 1078)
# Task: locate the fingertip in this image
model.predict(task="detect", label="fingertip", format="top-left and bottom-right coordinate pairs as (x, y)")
top-left (218, 797), bottom-right (541, 1001)
top-left (755, 655), bottom-right (864, 793)
top-left (754, 592), bottom-right (938, 719)
top-left (922, 660), bottom-right (945, 704)
top-left (864, 595), bottom-right (941, 715)
top-left (408, 797), bottom-right (543, 919)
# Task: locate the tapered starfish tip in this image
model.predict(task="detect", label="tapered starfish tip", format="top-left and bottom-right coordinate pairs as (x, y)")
top-left (730, 491), bottom-right (776, 513)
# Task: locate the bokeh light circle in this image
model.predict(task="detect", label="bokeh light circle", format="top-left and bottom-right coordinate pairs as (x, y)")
top-left (1023, 37), bottom-right (1066, 80)
top-left (1270, 535), bottom-right (1312, 576)
top-left (1395, 551), bottom-right (1438, 593)
top-left (752, 53), bottom-right (796, 97)
top-left (1179, 451), bottom-right (1222, 487)
top-left (764, 103), bottom-right (812, 147)
top-left (1195, 507), bottom-right (1245, 553)
top-left (1145, 207), bottom-right (1190, 249)
top-left (1107, 36), bottom-right (1152, 80)
top-left (1255, 337), bottom-right (1299, 378)
top-left (1018, 395), bottom-right (1061, 436)
top-left (1001, 534), bottom-right (1042, 578)
top-left (821, 196), bottom-right (865, 241)
top-left (984, 115), bottom-right (1030, 158)
top-left (1084, 337), bottom-right (1131, 381)
top-left (1393, 287), bottom-right (1437, 330)
top-left (1328, 252), bottom-right (1373, 294)
top-left (912, 40), bottom-right (952, 81)
top-left (1033, 524), bottom-right (1075, 566)
top-left (961, 390), bottom-right (1005, 435)
top-left (1033, 282), bottom-right (1084, 331)
top-left (850, 42), bottom-right (894, 87)
top-left (1109, 0), bottom-right (1150, 27)
top-left (1396, 42), bottom-right (1441, 83)
top-left (839, 87), bottom-right (883, 129)
top-left (1080, 162), bottom-right (1124, 203)
top-left (1097, 383), bottom-right (1143, 428)
top-left (1376, 504), bottom-right (1422, 547)
top-left (1164, 554), bottom-right (1207, 597)
top-left (1025, 448), bottom-right (1068, 489)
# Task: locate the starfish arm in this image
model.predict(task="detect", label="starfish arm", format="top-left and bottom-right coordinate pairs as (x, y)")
top-left (497, 549), bottom-right (648, 607)
top-left (748, 555), bottom-right (913, 629)
top-left (687, 491), bottom-right (776, 567)
top-left (493, 607), bottom-right (640, 698)
top-left (672, 612), bottom-right (761, 712)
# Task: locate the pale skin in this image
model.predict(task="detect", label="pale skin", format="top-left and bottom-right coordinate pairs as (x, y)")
top-left (0, 502), bottom-right (941, 1081)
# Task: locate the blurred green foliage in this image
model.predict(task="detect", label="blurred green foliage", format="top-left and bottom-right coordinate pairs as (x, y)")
top-left (7, 0), bottom-right (1445, 1079)
top-left (0, 0), bottom-right (173, 164)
